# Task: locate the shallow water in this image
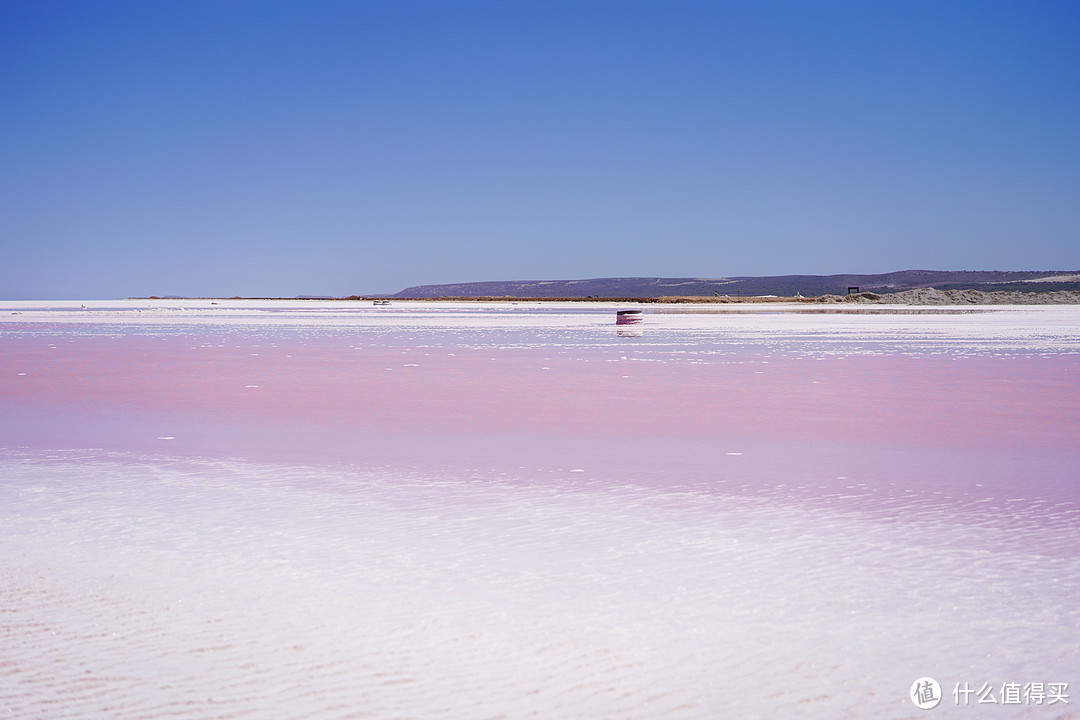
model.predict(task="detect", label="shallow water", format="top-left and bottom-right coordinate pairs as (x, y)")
top-left (2, 301), bottom-right (1078, 718)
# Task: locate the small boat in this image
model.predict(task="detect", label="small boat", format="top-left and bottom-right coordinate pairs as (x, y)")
top-left (616, 309), bottom-right (643, 325)
top-left (373, 299), bottom-right (391, 306)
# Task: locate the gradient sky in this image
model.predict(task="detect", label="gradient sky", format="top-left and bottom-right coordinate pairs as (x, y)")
top-left (2, 0), bottom-right (1078, 299)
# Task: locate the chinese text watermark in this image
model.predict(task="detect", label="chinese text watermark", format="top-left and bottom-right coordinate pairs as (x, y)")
top-left (911, 678), bottom-right (1069, 709)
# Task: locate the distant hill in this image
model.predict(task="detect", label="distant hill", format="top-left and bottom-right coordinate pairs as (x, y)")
top-left (392, 270), bottom-right (1080, 299)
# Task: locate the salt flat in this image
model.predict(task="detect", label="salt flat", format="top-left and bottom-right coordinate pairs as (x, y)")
top-left (2, 300), bottom-right (1078, 718)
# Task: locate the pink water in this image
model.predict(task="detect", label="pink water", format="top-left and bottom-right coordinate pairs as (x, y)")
top-left (2, 301), bottom-right (1078, 718)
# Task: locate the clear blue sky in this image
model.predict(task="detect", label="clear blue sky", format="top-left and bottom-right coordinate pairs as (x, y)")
top-left (2, 0), bottom-right (1078, 299)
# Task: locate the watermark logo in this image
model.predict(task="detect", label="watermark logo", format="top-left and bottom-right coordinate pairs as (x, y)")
top-left (910, 678), bottom-right (1069, 709)
top-left (911, 677), bottom-right (942, 709)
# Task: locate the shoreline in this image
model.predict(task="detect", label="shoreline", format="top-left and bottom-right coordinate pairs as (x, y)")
top-left (125, 286), bottom-right (1080, 305)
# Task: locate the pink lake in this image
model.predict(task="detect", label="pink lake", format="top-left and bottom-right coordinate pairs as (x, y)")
top-left (2, 300), bottom-right (1078, 718)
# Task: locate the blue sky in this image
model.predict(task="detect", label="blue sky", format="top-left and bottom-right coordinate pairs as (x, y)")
top-left (2, 0), bottom-right (1078, 299)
